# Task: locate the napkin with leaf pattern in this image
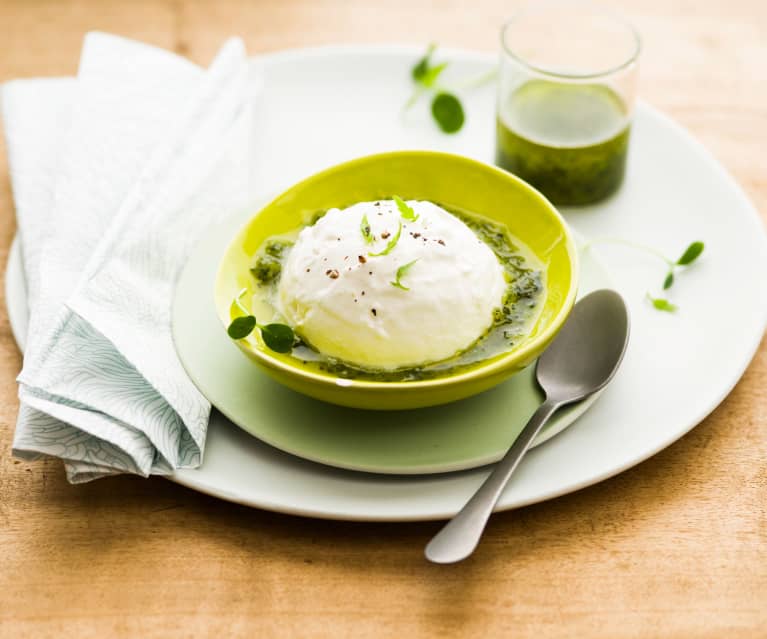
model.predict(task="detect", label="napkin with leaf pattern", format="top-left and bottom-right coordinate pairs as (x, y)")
top-left (2, 32), bottom-right (261, 481)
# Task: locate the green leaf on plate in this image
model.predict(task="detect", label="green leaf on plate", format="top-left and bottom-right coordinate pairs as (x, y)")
top-left (411, 43), bottom-right (436, 82)
top-left (647, 294), bottom-right (678, 313)
top-left (431, 92), bottom-right (465, 133)
top-left (676, 241), bottom-right (704, 265)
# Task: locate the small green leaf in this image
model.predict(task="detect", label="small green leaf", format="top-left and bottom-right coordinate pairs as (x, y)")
top-left (406, 45), bottom-right (447, 110)
top-left (391, 259), bottom-right (419, 291)
top-left (411, 43), bottom-right (436, 81)
top-left (369, 221), bottom-right (402, 257)
top-left (227, 315), bottom-right (257, 339)
top-left (663, 271), bottom-right (674, 290)
top-left (647, 294), bottom-right (677, 313)
top-left (431, 92), bottom-right (465, 133)
top-left (676, 241), bottom-right (704, 265)
top-left (393, 195), bottom-right (418, 222)
top-left (261, 323), bottom-right (295, 353)
top-left (361, 213), bottom-right (373, 244)
top-left (419, 61), bottom-right (448, 88)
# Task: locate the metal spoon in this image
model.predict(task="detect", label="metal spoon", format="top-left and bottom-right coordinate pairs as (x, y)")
top-left (425, 289), bottom-right (630, 564)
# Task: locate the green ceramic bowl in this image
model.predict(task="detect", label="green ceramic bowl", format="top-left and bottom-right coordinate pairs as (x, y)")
top-left (215, 151), bottom-right (578, 410)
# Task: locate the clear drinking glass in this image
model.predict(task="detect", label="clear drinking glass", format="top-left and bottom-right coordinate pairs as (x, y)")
top-left (495, 1), bottom-right (640, 205)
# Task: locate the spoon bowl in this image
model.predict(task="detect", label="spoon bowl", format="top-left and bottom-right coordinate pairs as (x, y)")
top-left (537, 288), bottom-right (630, 403)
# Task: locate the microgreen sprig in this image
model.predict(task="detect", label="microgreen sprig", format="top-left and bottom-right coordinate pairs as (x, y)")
top-left (584, 239), bottom-right (705, 312)
top-left (406, 44), bottom-right (448, 109)
top-left (393, 195), bottom-right (418, 222)
top-left (668, 241), bottom-right (705, 285)
top-left (407, 44), bottom-right (465, 134)
top-left (227, 288), bottom-right (295, 352)
top-left (391, 259), bottom-right (419, 291)
top-left (361, 213), bottom-right (374, 244)
top-left (412, 44), bottom-right (442, 84)
top-left (369, 220), bottom-right (402, 257)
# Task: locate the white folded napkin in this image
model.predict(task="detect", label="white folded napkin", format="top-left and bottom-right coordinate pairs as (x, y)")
top-left (2, 33), bottom-right (261, 482)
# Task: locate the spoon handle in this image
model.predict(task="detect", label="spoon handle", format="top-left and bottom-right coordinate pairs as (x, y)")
top-left (424, 399), bottom-right (561, 564)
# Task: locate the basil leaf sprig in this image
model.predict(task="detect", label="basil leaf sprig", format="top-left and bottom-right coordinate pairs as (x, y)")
top-left (391, 259), bottom-right (419, 291)
top-left (227, 288), bottom-right (295, 352)
top-left (584, 239), bottom-right (705, 312)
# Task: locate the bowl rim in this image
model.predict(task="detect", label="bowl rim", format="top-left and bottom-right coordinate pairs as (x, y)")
top-left (216, 149), bottom-right (579, 391)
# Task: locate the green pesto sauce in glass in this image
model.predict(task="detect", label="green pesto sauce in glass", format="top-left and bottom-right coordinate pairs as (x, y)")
top-left (249, 204), bottom-right (545, 383)
top-left (496, 80), bottom-right (631, 206)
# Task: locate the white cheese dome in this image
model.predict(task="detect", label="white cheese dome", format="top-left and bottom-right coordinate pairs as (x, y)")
top-left (277, 200), bottom-right (506, 369)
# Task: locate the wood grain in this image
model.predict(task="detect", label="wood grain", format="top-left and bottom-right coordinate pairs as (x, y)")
top-left (0, 0), bottom-right (765, 637)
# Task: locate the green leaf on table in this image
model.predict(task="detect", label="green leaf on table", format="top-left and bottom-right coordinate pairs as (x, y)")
top-left (393, 195), bottom-right (418, 222)
top-left (431, 92), bottom-right (465, 133)
top-left (227, 315), bottom-right (257, 339)
top-left (676, 241), bottom-right (704, 265)
top-left (663, 271), bottom-right (674, 290)
top-left (390, 259), bottom-right (419, 291)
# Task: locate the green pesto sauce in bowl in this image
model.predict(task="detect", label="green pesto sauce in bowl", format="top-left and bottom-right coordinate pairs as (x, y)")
top-left (496, 80), bottom-right (631, 206)
top-left (248, 203), bottom-right (545, 382)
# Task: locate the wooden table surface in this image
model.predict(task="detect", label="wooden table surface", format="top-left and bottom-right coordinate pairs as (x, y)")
top-left (0, 1), bottom-right (765, 637)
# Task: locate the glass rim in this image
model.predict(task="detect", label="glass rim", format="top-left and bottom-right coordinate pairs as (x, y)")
top-left (500, 0), bottom-right (642, 80)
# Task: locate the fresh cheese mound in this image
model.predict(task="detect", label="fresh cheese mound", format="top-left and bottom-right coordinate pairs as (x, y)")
top-left (277, 200), bottom-right (506, 369)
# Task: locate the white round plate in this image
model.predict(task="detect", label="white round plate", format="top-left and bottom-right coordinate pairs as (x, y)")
top-left (6, 46), bottom-right (767, 521)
